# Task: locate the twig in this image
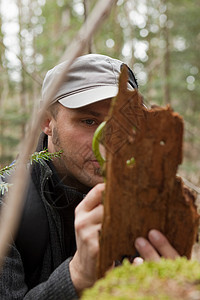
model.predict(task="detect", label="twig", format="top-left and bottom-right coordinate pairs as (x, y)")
top-left (180, 175), bottom-right (200, 194)
top-left (0, 150), bottom-right (63, 195)
top-left (0, 149), bottom-right (63, 178)
top-left (0, 0), bottom-right (116, 269)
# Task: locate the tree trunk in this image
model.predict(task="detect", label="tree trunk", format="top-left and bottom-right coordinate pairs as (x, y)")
top-left (163, 0), bottom-right (171, 104)
top-left (17, 0), bottom-right (26, 138)
top-left (83, 0), bottom-right (93, 53)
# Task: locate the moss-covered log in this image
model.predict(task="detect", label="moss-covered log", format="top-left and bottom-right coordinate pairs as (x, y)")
top-left (83, 258), bottom-right (200, 300)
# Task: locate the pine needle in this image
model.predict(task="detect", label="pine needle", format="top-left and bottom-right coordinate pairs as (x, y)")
top-left (0, 183), bottom-right (13, 195)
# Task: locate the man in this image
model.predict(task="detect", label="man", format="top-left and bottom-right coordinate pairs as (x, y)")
top-left (0, 54), bottom-right (179, 299)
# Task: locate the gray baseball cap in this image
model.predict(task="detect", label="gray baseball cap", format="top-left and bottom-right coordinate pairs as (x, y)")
top-left (42, 54), bottom-right (138, 108)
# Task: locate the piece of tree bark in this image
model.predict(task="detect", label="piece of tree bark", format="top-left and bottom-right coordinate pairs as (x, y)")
top-left (97, 66), bottom-right (199, 278)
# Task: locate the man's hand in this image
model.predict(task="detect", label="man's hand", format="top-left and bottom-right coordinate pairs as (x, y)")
top-left (134, 229), bottom-right (179, 261)
top-left (69, 183), bottom-right (104, 294)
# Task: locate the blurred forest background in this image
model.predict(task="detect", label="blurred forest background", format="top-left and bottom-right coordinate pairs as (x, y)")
top-left (0, 0), bottom-right (199, 190)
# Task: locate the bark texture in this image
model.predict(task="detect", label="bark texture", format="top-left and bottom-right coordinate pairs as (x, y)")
top-left (97, 66), bottom-right (199, 278)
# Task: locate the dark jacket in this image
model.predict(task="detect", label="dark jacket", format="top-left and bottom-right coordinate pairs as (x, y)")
top-left (0, 134), bottom-right (85, 299)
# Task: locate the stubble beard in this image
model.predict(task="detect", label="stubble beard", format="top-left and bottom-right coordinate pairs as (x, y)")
top-left (51, 127), bottom-right (102, 188)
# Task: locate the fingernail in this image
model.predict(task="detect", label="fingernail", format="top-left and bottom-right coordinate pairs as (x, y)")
top-left (133, 257), bottom-right (144, 266)
top-left (135, 237), bottom-right (146, 248)
top-left (149, 229), bottom-right (160, 241)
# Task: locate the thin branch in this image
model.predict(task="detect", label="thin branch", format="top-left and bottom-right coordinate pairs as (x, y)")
top-left (180, 175), bottom-right (200, 195)
top-left (0, 150), bottom-right (63, 195)
top-left (0, 164), bottom-right (15, 178)
top-left (0, 0), bottom-right (116, 270)
top-left (0, 149), bottom-right (63, 178)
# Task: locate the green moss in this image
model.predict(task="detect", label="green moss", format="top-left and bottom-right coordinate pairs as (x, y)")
top-left (82, 258), bottom-right (200, 300)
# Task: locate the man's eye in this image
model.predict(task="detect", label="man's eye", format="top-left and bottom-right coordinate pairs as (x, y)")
top-left (83, 119), bottom-right (96, 126)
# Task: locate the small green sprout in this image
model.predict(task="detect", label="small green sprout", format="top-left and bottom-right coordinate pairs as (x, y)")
top-left (92, 121), bottom-right (106, 168)
top-left (126, 157), bottom-right (135, 166)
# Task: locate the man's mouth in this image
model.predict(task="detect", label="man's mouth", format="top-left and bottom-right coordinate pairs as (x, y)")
top-left (89, 160), bottom-right (100, 168)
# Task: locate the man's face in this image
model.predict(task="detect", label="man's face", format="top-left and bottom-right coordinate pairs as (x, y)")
top-left (46, 99), bottom-right (111, 191)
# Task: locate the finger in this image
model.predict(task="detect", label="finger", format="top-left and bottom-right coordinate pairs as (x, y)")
top-left (80, 183), bottom-right (105, 212)
top-left (75, 205), bottom-right (103, 233)
top-left (148, 229), bottom-right (179, 259)
top-left (77, 223), bottom-right (102, 259)
top-left (81, 223), bottom-right (102, 246)
top-left (84, 204), bottom-right (104, 226)
top-left (135, 237), bottom-right (160, 261)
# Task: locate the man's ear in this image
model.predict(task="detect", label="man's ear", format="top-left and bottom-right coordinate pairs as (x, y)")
top-left (41, 112), bottom-right (53, 136)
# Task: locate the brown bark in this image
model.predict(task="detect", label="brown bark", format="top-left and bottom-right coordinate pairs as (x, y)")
top-left (97, 66), bottom-right (199, 278)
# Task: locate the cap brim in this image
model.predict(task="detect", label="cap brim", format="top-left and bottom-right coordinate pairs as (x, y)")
top-left (58, 86), bottom-right (118, 108)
